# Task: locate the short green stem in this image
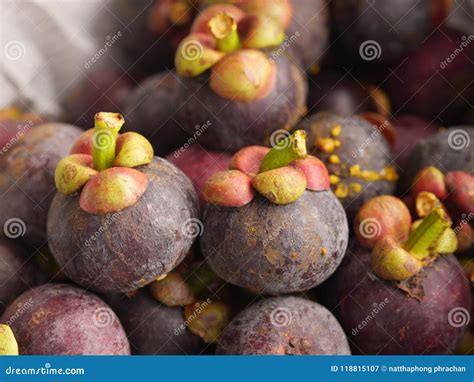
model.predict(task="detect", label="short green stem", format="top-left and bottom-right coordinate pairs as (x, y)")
top-left (93, 112), bottom-right (124, 171)
top-left (259, 130), bottom-right (307, 173)
top-left (208, 13), bottom-right (240, 53)
top-left (403, 207), bottom-right (451, 260)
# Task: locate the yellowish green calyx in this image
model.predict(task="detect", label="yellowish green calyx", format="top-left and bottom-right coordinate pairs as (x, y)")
top-left (241, 14), bottom-right (285, 49)
top-left (114, 132), bottom-right (154, 168)
top-left (259, 130), bottom-right (307, 173)
top-left (0, 324), bottom-right (19, 355)
top-left (208, 12), bottom-right (240, 52)
top-left (372, 237), bottom-right (423, 281)
top-left (55, 154), bottom-right (98, 195)
top-left (252, 166), bottom-right (306, 204)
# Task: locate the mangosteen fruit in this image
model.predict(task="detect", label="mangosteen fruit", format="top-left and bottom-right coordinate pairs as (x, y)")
top-left (0, 122), bottom-right (82, 247)
top-left (322, 196), bottom-right (471, 354)
top-left (124, 71), bottom-right (191, 156)
top-left (106, 288), bottom-right (230, 355)
top-left (332, 0), bottom-right (448, 63)
top-left (307, 70), bottom-right (391, 118)
top-left (399, 127), bottom-right (474, 192)
top-left (217, 296), bottom-right (350, 355)
top-left (1, 283), bottom-right (130, 355)
top-left (200, 131), bottom-right (348, 294)
top-left (47, 112), bottom-right (199, 293)
top-left (64, 70), bottom-right (134, 128)
top-left (174, 4), bottom-right (307, 151)
top-left (296, 112), bottom-right (397, 220)
top-left (385, 28), bottom-right (474, 123)
top-left (0, 238), bottom-right (41, 314)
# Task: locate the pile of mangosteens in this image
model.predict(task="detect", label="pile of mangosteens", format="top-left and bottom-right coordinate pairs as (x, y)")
top-left (1, 0), bottom-right (473, 358)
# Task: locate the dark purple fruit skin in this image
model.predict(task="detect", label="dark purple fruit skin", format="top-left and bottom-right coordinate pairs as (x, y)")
top-left (217, 296), bottom-right (350, 355)
top-left (332, 0), bottom-right (431, 63)
top-left (105, 291), bottom-right (202, 355)
top-left (287, 0), bottom-right (329, 69)
top-left (0, 123), bottom-right (82, 247)
top-left (307, 71), bottom-right (380, 117)
top-left (176, 53), bottom-right (307, 151)
top-left (296, 112), bottom-right (396, 220)
top-left (321, 240), bottom-right (472, 355)
top-left (47, 157), bottom-right (199, 293)
top-left (1, 283), bottom-right (130, 355)
top-left (385, 28), bottom-right (474, 123)
top-left (392, 114), bottom-right (439, 167)
top-left (124, 72), bottom-right (191, 156)
top-left (108, 0), bottom-right (176, 76)
top-left (0, 238), bottom-right (41, 314)
top-left (65, 70), bottom-right (133, 128)
top-left (399, 127), bottom-right (474, 192)
top-left (201, 191), bottom-right (348, 295)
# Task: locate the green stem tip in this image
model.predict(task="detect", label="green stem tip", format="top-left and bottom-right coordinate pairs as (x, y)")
top-left (403, 207), bottom-right (451, 260)
top-left (93, 112), bottom-right (124, 172)
top-left (208, 12), bottom-right (240, 53)
top-left (259, 130), bottom-right (307, 173)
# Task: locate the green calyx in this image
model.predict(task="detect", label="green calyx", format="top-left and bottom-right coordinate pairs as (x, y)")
top-left (371, 207), bottom-right (458, 281)
top-left (93, 112), bottom-right (124, 172)
top-left (0, 324), bottom-right (19, 355)
top-left (259, 130), bottom-right (307, 173)
top-left (176, 7), bottom-right (287, 80)
top-left (208, 12), bottom-right (240, 52)
top-left (54, 112), bottom-right (154, 215)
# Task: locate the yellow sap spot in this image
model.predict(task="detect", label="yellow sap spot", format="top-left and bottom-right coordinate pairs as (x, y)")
top-left (334, 183), bottom-right (349, 198)
top-left (329, 174), bottom-right (340, 185)
top-left (316, 137), bottom-right (337, 154)
top-left (320, 247), bottom-right (327, 256)
top-left (328, 154), bottom-right (340, 164)
top-left (382, 166), bottom-right (399, 181)
top-left (309, 63), bottom-right (320, 75)
top-left (349, 183), bottom-right (363, 193)
top-left (330, 124), bottom-right (342, 137)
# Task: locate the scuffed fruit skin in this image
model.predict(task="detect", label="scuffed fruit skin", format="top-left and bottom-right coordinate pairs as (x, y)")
top-left (217, 296), bottom-right (350, 355)
top-left (297, 112), bottom-right (396, 220)
top-left (105, 291), bottom-right (202, 355)
top-left (321, 240), bottom-right (472, 355)
top-left (48, 158), bottom-right (199, 293)
top-left (0, 123), bottom-right (82, 247)
top-left (176, 53), bottom-right (307, 151)
top-left (399, 127), bottom-right (474, 192)
top-left (0, 238), bottom-right (41, 314)
top-left (1, 284), bottom-right (130, 355)
top-left (167, 144), bottom-right (231, 206)
top-left (201, 192), bottom-right (348, 294)
top-left (124, 72), bottom-right (191, 156)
